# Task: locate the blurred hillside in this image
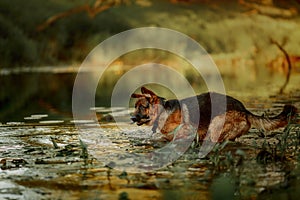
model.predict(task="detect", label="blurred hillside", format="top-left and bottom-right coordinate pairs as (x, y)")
top-left (1, 0), bottom-right (300, 68)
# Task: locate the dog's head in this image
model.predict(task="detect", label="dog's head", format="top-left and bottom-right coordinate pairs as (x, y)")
top-left (131, 87), bottom-right (165, 126)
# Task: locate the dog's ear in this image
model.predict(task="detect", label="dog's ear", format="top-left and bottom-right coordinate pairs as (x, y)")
top-left (164, 101), bottom-right (172, 110)
top-left (164, 99), bottom-right (179, 110)
top-left (131, 93), bottom-right (151, 99)
top-left (141, 87), bottom-right (157, 97)
top-left (131, 93), bottom-right (144, 98)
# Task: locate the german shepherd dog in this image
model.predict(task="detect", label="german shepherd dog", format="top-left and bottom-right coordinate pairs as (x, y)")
top-left (131, 87), bottom-right (297, 142)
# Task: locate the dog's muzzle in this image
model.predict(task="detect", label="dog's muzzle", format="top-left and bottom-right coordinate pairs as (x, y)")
top-left (131, 114), bottom-right (150, 125)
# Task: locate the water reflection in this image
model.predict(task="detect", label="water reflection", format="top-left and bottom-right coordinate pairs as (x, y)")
top-left (1, 63), bottom-right (300, 123)
top-left (0, 71), bottom-right (75, 122)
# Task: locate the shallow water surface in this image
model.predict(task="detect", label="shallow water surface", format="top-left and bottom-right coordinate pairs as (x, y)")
top-left (1, 66), bottom-right (300, 199)
top-left (0, 104), bottom-right (300, 199)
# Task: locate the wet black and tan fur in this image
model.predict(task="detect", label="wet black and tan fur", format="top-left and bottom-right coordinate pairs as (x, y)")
top-left (131, 87), bottom-right (298, 143)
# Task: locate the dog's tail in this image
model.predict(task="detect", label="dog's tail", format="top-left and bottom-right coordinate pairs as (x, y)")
top-left (247, 105), bottom-right (297, 132)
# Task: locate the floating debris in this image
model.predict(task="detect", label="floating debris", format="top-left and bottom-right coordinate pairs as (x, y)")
top-left (70, 120), bottom-right (96, 124)
top-left (24, 114), bottom-right (48, 120)
top-left (5, 122), bottom-right (25, 126)
top-left (39, 120), bottom-right (64, 124)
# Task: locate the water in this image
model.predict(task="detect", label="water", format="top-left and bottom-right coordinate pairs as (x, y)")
top-left (0, 65), bottom-right (300, 199)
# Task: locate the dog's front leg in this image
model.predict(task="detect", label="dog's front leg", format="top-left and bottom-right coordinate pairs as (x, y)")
top-left (151, 119), bottom-right (159, 133)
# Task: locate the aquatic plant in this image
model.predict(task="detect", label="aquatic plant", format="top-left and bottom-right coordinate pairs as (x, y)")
top-left (208, 140), bottom-right (229, 171)
top-left (79, 139), bottom-right (89, 165)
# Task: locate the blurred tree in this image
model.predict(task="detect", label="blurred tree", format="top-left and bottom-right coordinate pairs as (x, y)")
top-left (37, 0), bottom-right (200, 31)
top-left (270, 38), bottom-right (292, 94)
top-left (239, 0), bottom-right (298, 17)
top-left (0, 15), bottom-right (38, 67)
top-left (37, 0), bottom-right (139, 31)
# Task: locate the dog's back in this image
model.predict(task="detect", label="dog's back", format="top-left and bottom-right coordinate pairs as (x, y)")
top-left (164, 92), bottom-right (297, 141)
top-left (166, 92), bottom-right (248, 130)
top-left (131, 87), bottom-right (297, 142)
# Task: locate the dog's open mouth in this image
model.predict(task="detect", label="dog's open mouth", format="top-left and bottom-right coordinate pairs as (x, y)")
top-left (136, 119), bottom-right (151, 126)
top-left (131, 116), bottom-right (151, 126)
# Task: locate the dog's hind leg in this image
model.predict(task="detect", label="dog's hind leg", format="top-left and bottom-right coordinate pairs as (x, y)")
top-left (207, 111), bottom-right (251, 143)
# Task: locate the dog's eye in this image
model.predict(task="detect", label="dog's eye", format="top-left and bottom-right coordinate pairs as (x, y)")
top-left (143, 103), bottom-right (149, 108)
top-left (137, 104), bottom-right (149, 111)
